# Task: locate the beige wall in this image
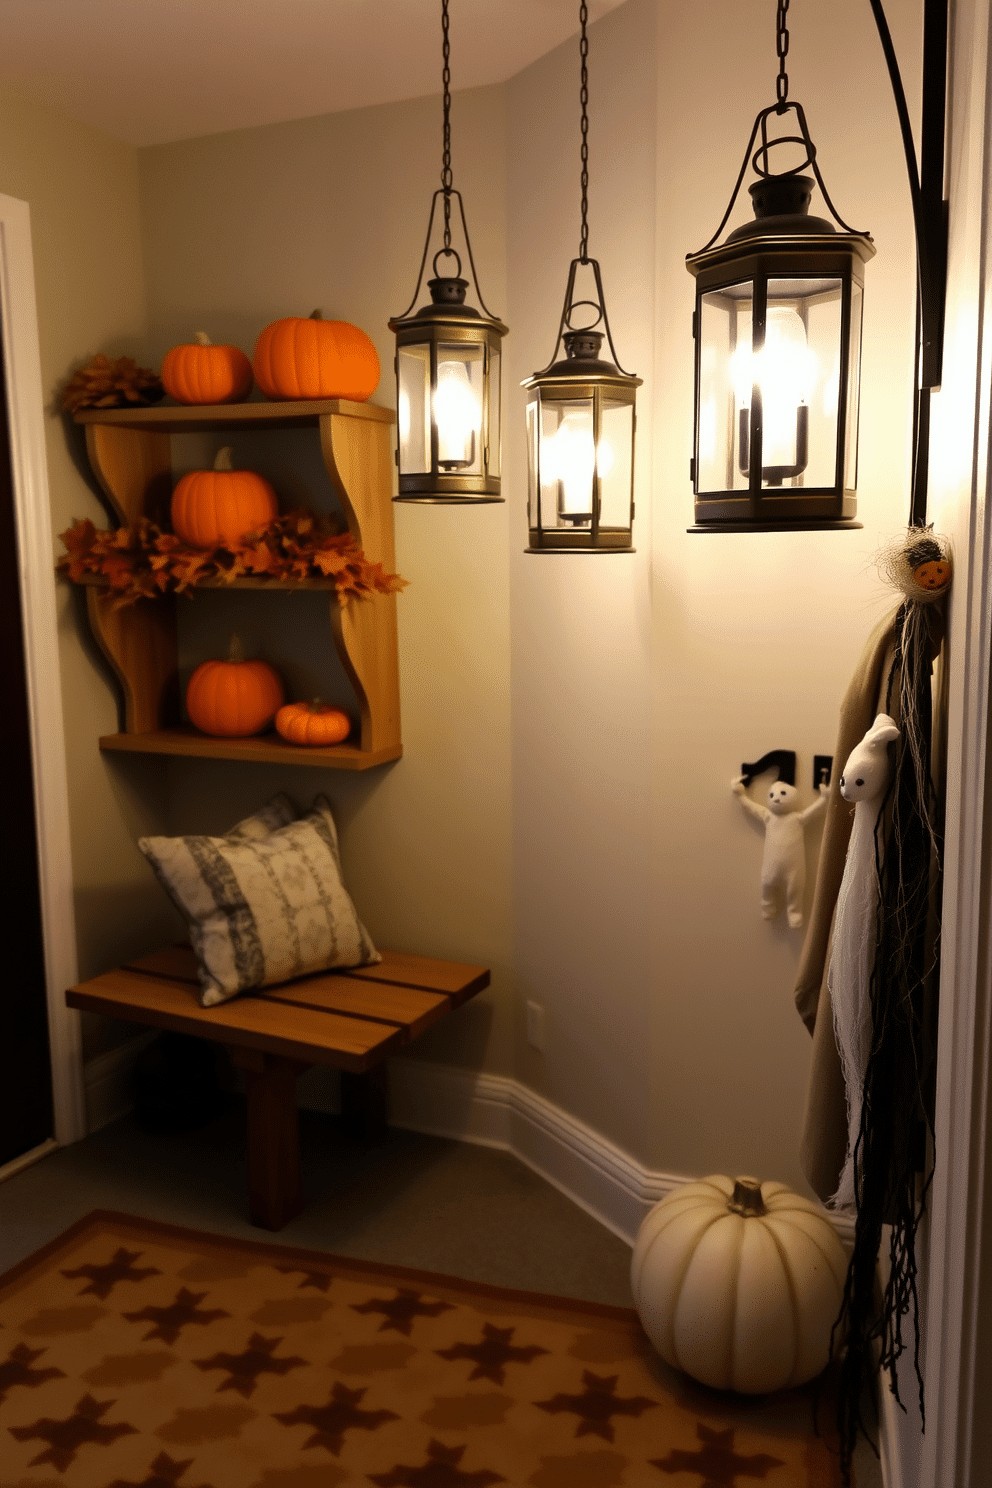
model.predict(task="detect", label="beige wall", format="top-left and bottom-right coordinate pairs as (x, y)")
top-left (0, 89), bottom-right (176, 1059)
top-left (504, 1), bottom-right (657, 1160)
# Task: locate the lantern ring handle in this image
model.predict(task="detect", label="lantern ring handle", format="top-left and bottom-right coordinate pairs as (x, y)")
top-left (432, 247), bottom-right (463, 279)
top-left (751, 133), bottom-right (816, 179)
top-left (564, 299), bottom-right (604, 333)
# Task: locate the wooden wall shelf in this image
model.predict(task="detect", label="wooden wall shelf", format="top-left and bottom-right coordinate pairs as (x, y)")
top-left (75, 398), bottom-right (401, 770)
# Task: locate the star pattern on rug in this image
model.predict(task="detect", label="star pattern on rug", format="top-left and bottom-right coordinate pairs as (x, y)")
top-left (351, 1287), bottom-right (456, 1336)
top-left (275, 1264), bottom-right (334, 1292)
top-left (193, 1331), bottom-right (308, 1398)
top-left (105, 1449), bottom-right (214, 1488)
top-left (368, 1437), bottom-right (506, 1486)
top-left (124, 1287), bottom-right (230, 1344)
top-left (436, 1322), bottom-right (549, 1384)
top-left (9, 1390), bottom-right (138, 1471)
top-left (650, 1423), bottom-right (786, 1485)
top-left (534, 1370), bottom-right (657, 1442)
top-left (62, 1247), bottom-right (162, 1299)
top-left (273, 1380), bottom-right (399, 1455)
top-left (0, 1341), bottom-right (66, 1404)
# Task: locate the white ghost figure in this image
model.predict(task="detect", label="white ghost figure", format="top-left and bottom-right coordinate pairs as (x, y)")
top-left (731, 775), bottom-right (829, 929)
top-left (829, 712), bottom-right (901, 1210)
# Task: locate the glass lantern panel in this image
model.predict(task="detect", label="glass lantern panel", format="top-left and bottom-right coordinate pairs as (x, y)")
top-left (397, 344), bottom-right (431, 474)
top-left (760, 277), bottom-right (842, 490)
top-left (539, 396), bottom-right (595, 530)
top-left (698, 281), bottom-right (753, 494)
top-left (526, 395), bottom-right (539, 528)
top-left (488, 347), bottom-right (501, 477)
top-left (435, 342), bottom-right (484, 475)
top-left (598, 397), bottom-right (634, 530)
top-left (845, 281), bottom-right (864, 492)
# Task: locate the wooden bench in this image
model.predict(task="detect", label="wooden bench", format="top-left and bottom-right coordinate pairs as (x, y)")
top-left (66, 945), bottom-right (489, 1230)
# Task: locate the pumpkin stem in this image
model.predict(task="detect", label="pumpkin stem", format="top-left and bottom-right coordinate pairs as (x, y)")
top-left (728, 1177), bottom-right (767, 1217)
top-left (227, 633), bottom-right (245, 664)
top-left (195, 331), bottom-right (212, 346)
top-left (310, 698), bottom-right (323, 711)
top-left (309, 308), bottom-right (323, 320)
top-left (214, 446), bottom-right (235, 471)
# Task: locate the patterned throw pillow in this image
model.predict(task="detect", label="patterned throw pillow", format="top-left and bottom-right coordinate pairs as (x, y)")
top-left (138, 795), bottom-right (379, 1006)
top-left (224, 792), bottom-right (297, 842)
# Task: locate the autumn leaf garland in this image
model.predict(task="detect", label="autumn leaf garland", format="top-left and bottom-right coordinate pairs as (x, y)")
top-left (58, 509), bottom-right (407, 608)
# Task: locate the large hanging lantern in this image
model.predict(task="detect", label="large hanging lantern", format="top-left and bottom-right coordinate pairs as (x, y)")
top-left (523, 1), bottom-right (641, 552)
top-left (686, 7), bottom-right (874, 531)
top-left (389, 0), bottom-right (507, 504)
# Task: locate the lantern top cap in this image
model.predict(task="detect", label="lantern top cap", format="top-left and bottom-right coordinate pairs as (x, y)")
top-left (388, 280), bottom-right (508, 337)
top-left (724, 175), bottom-right (840, 242)
top-left (523, 329), bottom-right (642, 389)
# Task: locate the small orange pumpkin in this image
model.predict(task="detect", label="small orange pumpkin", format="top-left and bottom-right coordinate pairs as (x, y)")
top-left (161, 332), bottom-right (253, 405)
top-left (171, 447), bottom-right (278, 549)
top-left (275, 700), bottom-right (351, 747)
top-left (912, 558), bottom-right (952, 591)
top-left (186, 636), bottom-right (285, 738)
top-left (252, 309), bottom-right (380, 402)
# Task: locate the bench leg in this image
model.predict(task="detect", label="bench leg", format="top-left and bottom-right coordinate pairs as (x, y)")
top-left (231, 1049), bottom-right (306, 1230)
top-left (341, 1062), bottom-right (389, 1142)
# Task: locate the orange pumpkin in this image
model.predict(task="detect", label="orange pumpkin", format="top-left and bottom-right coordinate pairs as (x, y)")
top-left (912, 558), bottom-right (952, 591)
top-left (275, 700), bottom-right (351, 747)
top-left (171, 447), bottom-right (278, 549)
top-left (186, 637), bottom-right (285, 738)
top-left (252, 309), bottom-right (380, 402)
top-left (161, 332), bottom-right (253, 405)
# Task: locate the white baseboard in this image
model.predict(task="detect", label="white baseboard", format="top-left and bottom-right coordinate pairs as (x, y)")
top-left (387, 1057), bottom-right (856, 1251)
top-left (0, 1137), bottom-right (59, 1184)
top-left (83, 1041), bottom-right (854, 1255)
top-left (83, 1033), bottom-right (156, 1134)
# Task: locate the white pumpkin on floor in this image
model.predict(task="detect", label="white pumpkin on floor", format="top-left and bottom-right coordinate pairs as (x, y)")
top-left (630, 1174), bottom-right (848, 1394)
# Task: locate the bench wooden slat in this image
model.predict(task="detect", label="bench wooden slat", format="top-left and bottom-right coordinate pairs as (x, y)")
top-left (338, 949), bottom-right (490, 1005)
top-left (123, 945), bottom-right (490, 1008)
top-left (67, 968), bottom-right (401, 1072)
top-left (259, 976), bottom-right (451, 1039)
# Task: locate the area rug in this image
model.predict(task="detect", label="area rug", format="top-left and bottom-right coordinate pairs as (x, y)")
top-left (0, 1211), bottom-right (847, 1487)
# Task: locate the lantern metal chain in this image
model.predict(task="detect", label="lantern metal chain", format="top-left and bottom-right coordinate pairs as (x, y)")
top-left (775, 0), bottom-right (790, 108)
top-left (579, 0), bottom-right (590, 262)
top-left (441, 0), bottom-right (453, 250)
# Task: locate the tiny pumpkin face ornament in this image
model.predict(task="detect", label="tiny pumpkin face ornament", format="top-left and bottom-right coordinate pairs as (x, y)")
top-left (913, 557), bottom-right (952, 591)
top-left (905, 534), bottom-right (952, 593)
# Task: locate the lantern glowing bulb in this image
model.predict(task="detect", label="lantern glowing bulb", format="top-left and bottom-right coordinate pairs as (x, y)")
top-left (730, 308), bottom-right (819, 471)
top-left (542, 414), bottom-right (616, 516)
top-left (730, 308), bottom-right (818, 408)
top-left (435, 359), bottom-right (481, 468)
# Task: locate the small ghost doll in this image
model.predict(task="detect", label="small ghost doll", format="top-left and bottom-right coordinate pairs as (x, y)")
top-left (731, 775), bottom-right (829, 928)
top-left (829, 712), bottom-right (901, 1210)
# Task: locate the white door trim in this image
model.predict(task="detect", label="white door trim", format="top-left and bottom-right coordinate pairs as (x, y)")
top-left (0, 193), bottom-right (84, 1146)
top-left (920, 1), bottom-right (992, 1482)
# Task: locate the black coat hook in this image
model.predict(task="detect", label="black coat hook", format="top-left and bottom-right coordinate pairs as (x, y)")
top-left (739, 749), bottom-right (796, 788)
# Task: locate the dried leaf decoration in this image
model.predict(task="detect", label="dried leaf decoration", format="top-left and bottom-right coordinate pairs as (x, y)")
top-left (57, 509), bottom-right (407, 608)
top-left (60, 354), bottom-right (165, 412)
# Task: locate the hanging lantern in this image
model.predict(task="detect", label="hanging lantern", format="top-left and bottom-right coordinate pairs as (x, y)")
top-left (686, 7), bottom-right (874, 531)
top-left (389, 0), bottom-right (507, 504)
top-left (523, 2), bottom-right (641, 553)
